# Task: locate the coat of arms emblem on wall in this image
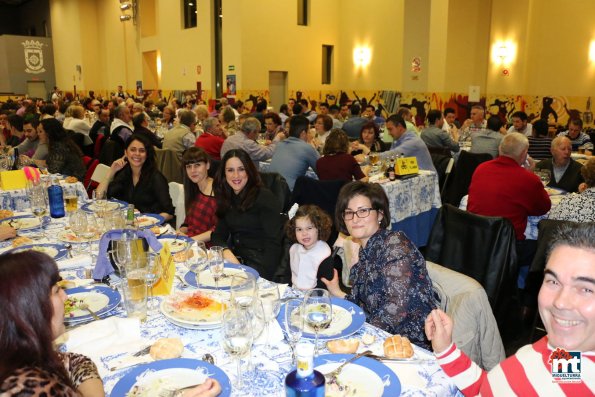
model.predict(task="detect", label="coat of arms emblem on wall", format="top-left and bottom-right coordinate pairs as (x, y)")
top-left (22, 40), bottom-right (45, 74)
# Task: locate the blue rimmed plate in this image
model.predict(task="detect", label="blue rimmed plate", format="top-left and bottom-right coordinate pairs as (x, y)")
top-left (1, 214), bottom-right (42, 231)
top-left (7, 243), bottom-right (68, 260)
top-left (157, 234), bottom-right (195, 253)
top-left (135, 213), bottom-right (165, 229)
top-left (64, 285), bottom-right (121, 324)
top-left (277, 297), bottom-right (366, 340)
top-left (80, 199), bottom-right (127, 213)
top-left (184, 263), bottom-right (259, 290)
top-left (110, 358), bottom-right (231, 397)
top-left (314, 354), bottom-right (401, 396)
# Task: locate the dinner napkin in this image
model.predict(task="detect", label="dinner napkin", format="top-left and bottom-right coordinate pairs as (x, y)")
top-left (63, 317), bottom-right (148, 364)
top-left (93, 229), bottom-right (163, 279)
top-left (57, 254), bottom-right (92, 270)
top-left (254, 319), bottom-right (285, 345)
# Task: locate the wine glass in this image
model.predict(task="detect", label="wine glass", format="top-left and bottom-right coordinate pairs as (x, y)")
top-left (284, 298), bottom-right (304, 366)
top-left (28, 182), bottom-right (48, 238)
top-left (144, 252), bottom-right (162, 313)
top-left (92, 189), bottom-right (107, 213)
top-left (208, 246), bottom-right (225, 291)
top-left (221, 308), bottom-right (252, 389)
top-left (303, 288), bottom-right (332, 356)
top-left (79, 214), bottom-right (98, 254)
top-left (257, 281), bottom-right (281, 349)
top-left (111, 238), bottom-right (132, 277)
top-left (185, 241), bottom-right (208, 287)
top-left (69, 210), bottom-right (87, 255)
top-left (536, 169), bottom-right (551, 186)
top-left (230, 272), bottom-right (257, 309)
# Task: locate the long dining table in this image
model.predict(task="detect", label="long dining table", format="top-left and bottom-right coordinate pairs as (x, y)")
top-left (0, 205), bottom-right (461, 397)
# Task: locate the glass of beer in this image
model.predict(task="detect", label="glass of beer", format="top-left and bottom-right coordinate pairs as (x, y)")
top-left (63, 185), bottom-right (78, 212)
top-left (369, 152), bottom-right (379, 165)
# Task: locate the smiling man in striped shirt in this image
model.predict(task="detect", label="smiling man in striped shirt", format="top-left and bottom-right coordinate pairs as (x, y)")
top-left (425, 223), bottom-right (595, 396)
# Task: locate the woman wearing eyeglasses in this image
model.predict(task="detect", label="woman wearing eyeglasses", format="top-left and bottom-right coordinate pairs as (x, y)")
top-left (321, 181), bottom-right (434, 349)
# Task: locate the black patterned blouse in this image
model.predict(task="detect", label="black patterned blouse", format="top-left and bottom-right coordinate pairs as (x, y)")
top-left (345, 229), bottom-right (434, 349)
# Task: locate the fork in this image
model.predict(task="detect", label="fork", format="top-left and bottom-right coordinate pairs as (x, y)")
top-left (158, 383), bottom-right (203, 397)
top-left (323, 350), bottom-right (372, 383)
top-left (78, 302), bottom-right (101, 321)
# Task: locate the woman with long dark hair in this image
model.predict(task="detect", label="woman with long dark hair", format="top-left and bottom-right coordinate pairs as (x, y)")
top-left (39, 118), bottom-right (86, 180)
top-left (350, 121), bottom-right (385, 157)
top-left (0, 251), bottom-right (104, 395)
top-left (179, 147), bottom-right (217, 243)
top-left (97, 133), bottom-right (174, 220)
top-left (211, 149), bottom-right (285, 279)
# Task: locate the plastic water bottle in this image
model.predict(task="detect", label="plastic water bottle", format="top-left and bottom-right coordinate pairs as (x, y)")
top-left (285, 343), bottom-right (325, 396)
top-left (47, 177), bottom-right (65, 218)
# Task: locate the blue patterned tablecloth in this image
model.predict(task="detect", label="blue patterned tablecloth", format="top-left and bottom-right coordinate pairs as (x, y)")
top-left (0, 180), bottom-right (87, 211)
top-left (380, 171), bottom-right (442, 247)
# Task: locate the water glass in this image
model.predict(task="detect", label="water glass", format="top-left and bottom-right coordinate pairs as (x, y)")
top-left (208, 246), bottom-right (225, 290)
top-left (230, 272), bottom-right (257, 309)
top-left (258, 281), bottom-right (281, 349)
top-left (284, 298), bottom-right (304, 365)
top-left (222, 308), bottom-right (252, 389)
top-left (186, 241), bottom-right (208, 286)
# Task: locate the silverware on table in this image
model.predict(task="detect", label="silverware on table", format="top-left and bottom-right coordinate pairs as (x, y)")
top-left (323, 350), bottom-right (372, 383)
top-left (367, 353), bottom-right (435, 364)
top-left (78, 302), bottom-right (101, 321)
top-left (131, 345), bottom-right (152, 357)
top-left (201, 353), bottom-right (215, 365)
top-left (159, 383), bottom-right (204, 397)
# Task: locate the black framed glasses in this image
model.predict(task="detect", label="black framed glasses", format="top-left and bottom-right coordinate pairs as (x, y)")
top-left (342, 208), bottom-right (377, 220)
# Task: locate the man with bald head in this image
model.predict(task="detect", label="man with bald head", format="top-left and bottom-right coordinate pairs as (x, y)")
top-left (536, 136), bottom-right (584, 193)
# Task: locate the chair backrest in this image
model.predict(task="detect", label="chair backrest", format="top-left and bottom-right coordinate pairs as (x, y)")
top-left (426, 261), bottom-right (505, 370)
top-left (291, 176), bottom-right (347, 220)
top-left (94, 134), bottom-right (107, 159)
top-left (427, 146), bottom-right (453, 157)
top-left (90, 163), bottom-right (111, 184)
top-left (98, 138), bottom-right (124, 166)
top-left (424, 204), bottom-right (517, 322)
top-left (430, 152), bottom-right (452, 191)
top-left (441, 150), bottom-right (492, 206)
top-left (155, 148), bottom-right (184, 184)
top-left (259, 172), bottom-right (291, 213)
top-left (168, 182), bottom-right (186, 229)
top-left (84, 158), bottom-right (100, 196)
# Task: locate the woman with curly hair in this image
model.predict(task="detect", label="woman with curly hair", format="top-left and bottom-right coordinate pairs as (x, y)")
top-left (39, 118), bottom-right (86, 180)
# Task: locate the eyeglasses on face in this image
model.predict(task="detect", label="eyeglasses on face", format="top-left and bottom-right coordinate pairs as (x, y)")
top-left (342, 208), bottom-right (377, 220)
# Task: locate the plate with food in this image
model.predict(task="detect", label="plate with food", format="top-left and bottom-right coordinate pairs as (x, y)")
top-left (157, 234), bottom-right (195, 253)
top-left (314, 354), bottom-right (401, 397)
top-left (277, 297), bottom-right (365, 340)
top-left (183, 263), bottom-right (259, 290)
top-left (545, 187), bottom-right (566, 196)
top-left (7, 243), bottom-right (69, 261)
top-left (57, 229), bottom-right (101, 244)
top-left (0, 209), bottom-right (14, 219)
top-left (64, 285), bottom-right (121, 324)
top-left (160, 290), bottom-right (228, 329)
top-left (80, 199), bottom-right (127, 213)
top-left (1, 215), bottom-right (41, 231)
top-left (110, 358), bottom-right (231, 397)
top-left (135, 213), bottom-right (165, 229)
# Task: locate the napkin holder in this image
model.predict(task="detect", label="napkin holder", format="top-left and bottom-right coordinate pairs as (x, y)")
top-left (394, 157), bottom-right (419, 176)
top-left (0, 170), bottom-right (27, 190)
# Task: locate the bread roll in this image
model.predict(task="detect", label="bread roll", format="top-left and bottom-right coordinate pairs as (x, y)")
top-left (173, 249), bottom-right (193, 262)
top-left (0, 209), bottom-right (14, 219)
top-left (149, 338), bottom-right (184, 360)
top-left (65, 176), bottom-right (78, 183)
top-left (327, 338), bottom-right (359, 354)
top-left (383, 335), bottom-right (414, 359)
top-left (12, 236), bottom-right (33, 247)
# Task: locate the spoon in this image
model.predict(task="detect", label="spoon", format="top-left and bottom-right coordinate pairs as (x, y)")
top-left (78, 302), bottom-right (101, 321)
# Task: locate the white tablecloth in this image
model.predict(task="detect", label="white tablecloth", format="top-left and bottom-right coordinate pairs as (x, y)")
top-left (0, 180), bottom-right (87, 211)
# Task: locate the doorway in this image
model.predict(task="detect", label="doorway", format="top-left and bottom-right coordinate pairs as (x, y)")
top-left (27, 81), bottom-right (47, 99)
top-left (268, 71), bottom-right (287, 112)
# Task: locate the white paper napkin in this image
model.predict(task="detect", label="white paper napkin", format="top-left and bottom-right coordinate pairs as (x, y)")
top-left (63, 317), bottom-right (148, 359)
top-left (57, 254), bottom-right (92, 270)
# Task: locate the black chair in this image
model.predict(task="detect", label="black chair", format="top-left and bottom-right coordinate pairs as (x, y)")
top-left (430, 153), bottom-right (454, 193)
top-left (441, 151), bottom-right (492, 206)
top-left (98, 138), bottom-right (125, 166)
top-left (259, 172), bottom-right (291, 214)
top-left (427, 146), bottom-right (453, 157)
top-left (425, 204), bottom-right (518, 329)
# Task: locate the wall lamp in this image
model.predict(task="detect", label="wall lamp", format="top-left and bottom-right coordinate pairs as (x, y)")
top-left (353, 46), bottom-right (371, 68)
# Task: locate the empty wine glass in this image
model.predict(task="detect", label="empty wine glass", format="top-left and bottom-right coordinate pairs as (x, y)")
top-left (27, 182), bottom-right (48, 238)
top-left (144, 252), bottom-right (162, 313)
top-left (221, 308), bottom-right (252, 389)
top-left (92, 189), bottom-right (107, 212)
top-left (69, 210), bottom-right (87, 255)
top-left (230, 272), bottom-right (257, 309)
top-left (111, 238), bottom-right (132, 277)
top-left (185, 241), bottom-right (208, 287)
top-left (208, 246), bottom-right (225, 291)
top-left (258, 281), bottom-right (281, 349)
top-left (303, 288), bottom-right (332, 356)
top-left (284, 298), bottom-right (304, 366)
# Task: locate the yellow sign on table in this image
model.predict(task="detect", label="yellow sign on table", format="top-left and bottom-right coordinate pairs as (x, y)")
top-left (0, 170), bottom-right (27, 190)
top-left (152, 243), bottom-right (175, 296)
top-left (395, 157), bottom-right (419, 176)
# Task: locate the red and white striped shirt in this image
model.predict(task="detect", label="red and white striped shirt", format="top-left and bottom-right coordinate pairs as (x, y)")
top-left (436, 337), bottom-right (595, 396)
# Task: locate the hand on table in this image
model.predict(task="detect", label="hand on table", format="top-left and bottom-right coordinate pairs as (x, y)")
top-left (182, 379), bottom-right (221, 397)
top-left (424, 309), bottom-right (453, 354)
top-left (0, 224), bottom-right (17, 241)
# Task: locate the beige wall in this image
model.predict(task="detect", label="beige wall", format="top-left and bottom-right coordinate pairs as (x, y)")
top-left (48, 0), bottom-right (595, 99)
